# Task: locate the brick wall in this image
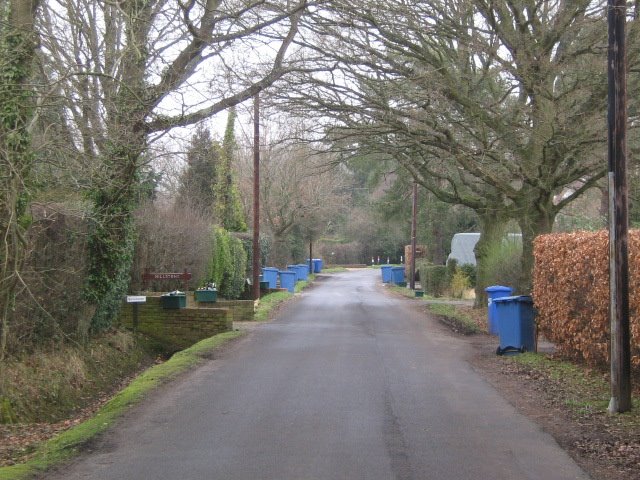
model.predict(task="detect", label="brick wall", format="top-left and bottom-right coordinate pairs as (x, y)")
top-left (119, 296), bottom-right (232, 351)
top-left (184, 295), bottom-right (255, 322)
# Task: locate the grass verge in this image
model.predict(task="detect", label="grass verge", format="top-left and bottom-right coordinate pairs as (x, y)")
top-left (427, 303), bottom-right (481, 335)
top-left (254, 274), bottom-right (317, 321)
top-left (389, 285), bottom-right (424, 299)
top-left (294, 274), bottom-right (315, 293)
top-left (320, 267), bottom-right (348, 273)
top-left (0, 330), bottom-right (244, 480)
top-left (509, 352), bottom-right (634, 416)
top-left (254, 291), bottom-right (293, 321)
top-left (389, 285), bottom-right (441, 301)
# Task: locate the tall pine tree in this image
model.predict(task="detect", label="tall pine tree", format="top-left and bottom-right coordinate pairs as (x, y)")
top-left (177, 126), bottom-right (219, 211)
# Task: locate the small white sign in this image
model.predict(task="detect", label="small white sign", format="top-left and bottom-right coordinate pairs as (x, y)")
top-left (126, 295), bottom-right (147, 303)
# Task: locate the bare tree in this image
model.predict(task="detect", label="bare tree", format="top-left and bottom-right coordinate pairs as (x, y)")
top-left (278, 0), bottom-right (639, 291)
top-left (237, 127), bottom-right (350, 265)
top-left (34, 0), bottom-right (312, 328)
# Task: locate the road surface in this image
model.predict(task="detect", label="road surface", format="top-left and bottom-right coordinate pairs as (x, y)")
top-left (49, 269), bottom-right (589, 479)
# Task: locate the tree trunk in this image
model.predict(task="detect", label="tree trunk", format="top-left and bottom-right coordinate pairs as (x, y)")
top-left (517, 205), bottom-right (557, 294)
top-left (84, 0), bottom-right (150, 331)
top-left (473, 212), bottom-right (508, 308)
top-left (0, 0), bottom-right (40, 359)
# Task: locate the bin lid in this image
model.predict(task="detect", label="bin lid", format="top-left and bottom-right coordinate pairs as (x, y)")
top-left (263, 267), bottom-right (279, 271)
top-left (486, 285), bottom-right (513, 293)
top-left (279, 270), bottom-right (296, 275)
top-left (493, 295), bottom-right (533, 304)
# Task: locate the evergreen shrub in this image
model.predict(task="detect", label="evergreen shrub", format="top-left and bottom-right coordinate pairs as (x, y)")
top-left (483, 237), bottom-right (522, 291)
top-left (418, 261), bottom-right (448, 297)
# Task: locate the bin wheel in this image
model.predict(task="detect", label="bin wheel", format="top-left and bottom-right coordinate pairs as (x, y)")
top-left (497, 346), bottom-right (523, 356)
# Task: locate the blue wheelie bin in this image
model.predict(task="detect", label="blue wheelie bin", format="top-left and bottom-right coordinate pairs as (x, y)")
top-left (486, 285), bottom-right (513, 335)
top-left (381, 265), bottom-right (393, 283)
top-left (296, 264), bottom-right (309, 281)
top-left (391, 266), bottom-right (405, 285)
top-left (279, 270), bottom-right (296, 293)
top-left (494, 295), bottom-right (536, 355)
top-left (286, 265), bottom-right (300, 282)
top-left (262, 267), bottom-right (279, 289)
top-left (308, 258), bottom-right (323, 273)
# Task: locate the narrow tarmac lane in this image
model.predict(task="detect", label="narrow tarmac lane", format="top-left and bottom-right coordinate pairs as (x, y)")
top-left (49, 269), bottom-right (589, 479)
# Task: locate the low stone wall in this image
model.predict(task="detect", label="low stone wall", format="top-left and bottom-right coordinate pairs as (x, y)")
top-left (119, 296), bottom-right (232, 351)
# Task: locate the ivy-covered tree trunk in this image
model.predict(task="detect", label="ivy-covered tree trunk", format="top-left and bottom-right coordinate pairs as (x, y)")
top-left (84, 0), bottom-right (150, 332)
top-left (0, 0), bottom-right (40, 359)
top-left (214, 108), bottom-right (247, 232)
top-left (473, 211), bottom-right (508, 308)
top-left (85, 141), bottom-right (143, 332)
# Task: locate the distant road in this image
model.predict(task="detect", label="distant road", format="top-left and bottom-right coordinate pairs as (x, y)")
top-left (48, 269), bottom-right (589, 480)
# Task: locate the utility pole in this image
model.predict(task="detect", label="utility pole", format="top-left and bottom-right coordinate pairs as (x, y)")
top-left (410, 182), bottom-right (418, 290)
top-left (252, 92), bottom-right (261, 301)
top-left (607, 0), bottom-right (631, 413)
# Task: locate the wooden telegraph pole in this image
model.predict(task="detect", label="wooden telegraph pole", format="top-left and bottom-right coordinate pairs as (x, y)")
top-left (410, 182), bottom-right (418, 290)
top-left (252, 93), bottom-right (261, 301)
top-left (607, 0), bottom-right (631, 413)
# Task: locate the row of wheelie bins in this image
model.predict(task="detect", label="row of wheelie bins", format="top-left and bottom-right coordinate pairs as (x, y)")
top-left (380, 265), bottom-right (405, 285)
top-left (261, 259), bottom-right (323, 293)
top-left (487, 285), bottom-right (536, 355)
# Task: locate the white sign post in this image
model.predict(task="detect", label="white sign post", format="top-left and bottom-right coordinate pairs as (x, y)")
top-left (125, 296), bottom-right (146, 331)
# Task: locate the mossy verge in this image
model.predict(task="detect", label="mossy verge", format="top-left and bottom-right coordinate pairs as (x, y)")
top-left (253, 274), bottom-right (318, 321)
top-left (0, 330), bottom-right (244, 480)
top-left (294, 274), bottom-right (315, 293)
top-left (254, 291), bottom-right (293, 321)
top-left (320, 267), bottom-right (348, 273)
top-left (389, 285), bottom-right (420, 298)
top-left (427, 303), bottom-right (481, 335)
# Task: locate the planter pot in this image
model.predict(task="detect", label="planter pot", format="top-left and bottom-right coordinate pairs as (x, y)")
top-left (195, 289), bottom-right (218, 303)
top-left (161, 293), bottom-right (186, 309)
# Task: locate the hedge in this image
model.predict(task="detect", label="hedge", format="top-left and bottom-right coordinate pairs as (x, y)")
top-left (418, 261), bottom-right (448, 297)
top-left (533, 230), bottom-right (640, 371)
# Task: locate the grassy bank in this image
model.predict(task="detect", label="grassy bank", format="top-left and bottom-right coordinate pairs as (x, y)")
top-left (0, 331), bottom-right (155, 425)
top-left (426, 303), bottom-right (481, 335)
top-left (0, 330), bottom-right (243, 479)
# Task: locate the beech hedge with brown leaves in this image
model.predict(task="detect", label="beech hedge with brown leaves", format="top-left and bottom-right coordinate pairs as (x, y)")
top-left (533, 230), bottom-right (640, 371)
